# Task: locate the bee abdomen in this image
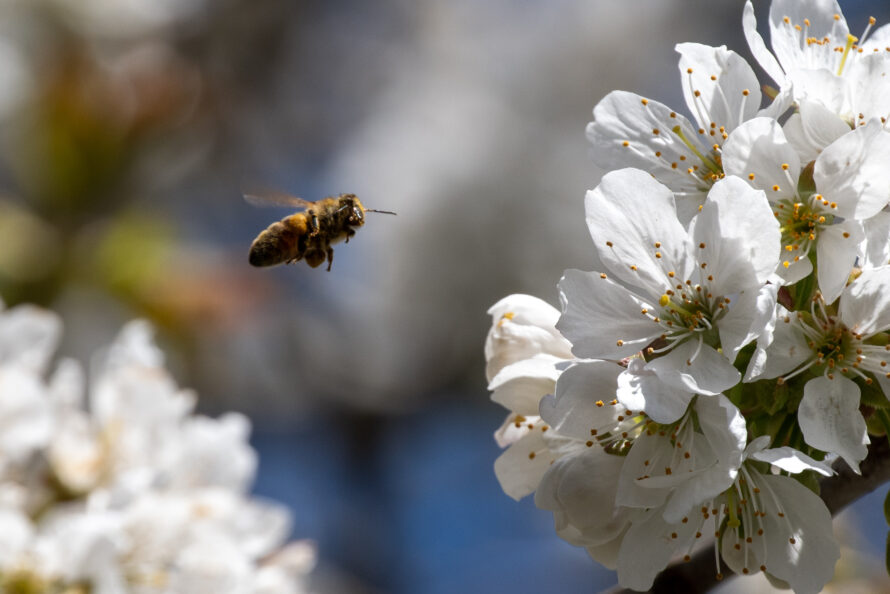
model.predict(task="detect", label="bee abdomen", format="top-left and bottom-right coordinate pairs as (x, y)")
top-left (248, 216), bottom-right (308, 267)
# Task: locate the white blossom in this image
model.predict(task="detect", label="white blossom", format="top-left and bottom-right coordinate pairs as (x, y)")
top-left (0, 300), bottom-right (316, 593)
top-left (558, 169), bottom-right (779, 398)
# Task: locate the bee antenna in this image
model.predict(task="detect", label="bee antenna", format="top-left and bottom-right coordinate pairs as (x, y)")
top-left (365, 209), bottom-right (397, 216)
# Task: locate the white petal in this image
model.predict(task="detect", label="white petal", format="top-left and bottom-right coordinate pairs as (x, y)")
top-left (750, 446), bottom-right (834, 476)
top-left (645, 341), bottom-right (740, 396)
top-left (861, 211), bottom-right (890, 269)
top-left (557, 269), bottom-right (661, 359)
top-left (744, 434), bottom-right (773, 456)
top-left (815, 121), bottom-right (890, 220)
top-left (817, 219), bottom-right (864, 304)
top-left (584, 169), bottom-right (692, 296)
top-left (535, 448), bottom-right (629, 545)
top-left (585, 534), bottom-right (626, 571)
top-left (494, 412), bottom-right (538, 448)
top-left (777, 251), bottom-right (813, 284)
top-left (783, 100), bottom-right (851, 162)
top-left (696, 394), bottom-right (747, 471)
top-left (694, 176), bottom-right (781, 295)
top-left (0, 368), bottom-right (52, 460)
top-left (839, 265), bottom-right (890, 335)
top-left (722, 118), bottom-right (799, 202)
top-left (585, 92), bottom-right (710, 201)
top-left (845, 53), bottom-right (890, 121)
top-left (488, 354), bottom-right (561, 415)
top-left (676, 43), bottom-right (760, 133)
top-left (616, 431), bottom-right (672, 510)
top-left (745, 305), bottom-right (812, 381)
top-left (539, 360), bottom-right (624, 440)
top-left (659, 395), bottom-right (746, 523)
top-left (743, 1), bottom-right (786, 85)
top-left (616, 359), bottom-right (693, 424)
top-left (721, 525), bottom-right (766, 578)
top-left (862, 23), bottom-right (890, 51)
top-left (799, 375), bottom-right (868, 473)
top-left (759, 474), bottom-right (840, 594)
top-left (616, 508), bottom-right (699, 591)
top-left (718, 281), bottom-right (779, 361)
top-left (757, 86), bottom-right (793, 120)
top-left (48, 357), bottom-right (85, 410)
top-left (485, 294), bottom-right (571, 381)
top-left (494, 429), bottom-right (556, 500)
top-left (788, 68), bottom-right (848, 116)
top-left (769, 0), bottom-right (848, 74)
top-left (0, 304), bottom-right (61, 373)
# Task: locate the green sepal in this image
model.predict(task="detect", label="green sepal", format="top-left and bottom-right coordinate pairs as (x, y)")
top-left (791, 272), bottom-right (817, 311)
top-left (866, 410), bottom-right (887, 437)
top-left (795, 470), bottom-right (821, 496)
top-left (861, 377), bottom-right (890, 409)
top-left (797, 161), bottom-right (816, 197)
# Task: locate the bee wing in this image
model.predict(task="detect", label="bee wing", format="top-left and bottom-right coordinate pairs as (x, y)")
top-left (243, 187), bottom-right (316, 209)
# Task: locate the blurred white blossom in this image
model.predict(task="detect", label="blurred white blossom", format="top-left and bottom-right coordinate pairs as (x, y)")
top-left (0, 299), bottom-right (315, 594)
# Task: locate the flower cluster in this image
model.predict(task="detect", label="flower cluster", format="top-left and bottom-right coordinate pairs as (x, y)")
top-left (486, 1), bottom-right (890, 591)
top-left (0, 300), bottom-right (314, 593)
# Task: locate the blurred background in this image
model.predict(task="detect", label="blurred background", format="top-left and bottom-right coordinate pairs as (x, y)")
top-left (1, 0), bottom-right (889, 592)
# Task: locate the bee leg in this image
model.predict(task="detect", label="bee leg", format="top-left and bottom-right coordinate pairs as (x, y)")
top-left (310, 214), bottom-right (320, 236)
top-left (326, 246), bottom-right (334, 271)
top-left (345, 228), bottom-right (356, 244)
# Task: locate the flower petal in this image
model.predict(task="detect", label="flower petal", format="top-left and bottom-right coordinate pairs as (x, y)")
top-left (485, 294), bottom-right (571, 381)
top-left (693, 176), bottom-right (780, 296)
top-left (0, 304), bottom-right (61, 373)
top-left (799, 375), bottom-right (868, 473)
top-left (783, 100), bottom-right (851, 163)
top-left (768, 0), bottom-right (848, 75)
top-left (844, 53), bottom-right (890, 121)
top-left (722, 117), bottom-right (800, 202)
top-left (839, 265), bottom-right (890, 336)
top-left (557, 269), bottom-right (661, 360)
top-left (494, 429), bottom-right (557, 500)
top-left (535, 448), bottom-right (630, 545)
top-left (585, 92), bottom-right (710, 207)
top-left (718, 281), bottom-right (779, 361)
top-left (816, 219), bottom-right (864, 304)
top-left (616, 359), bottom-right (693, 424)
top-left (759, 473), bottom-right (840, 594)
top-left (616, 508), bottom-right (700, 591)
top-left (676, 43), bottom-right (761, 133)
top-left (745, 305), bottom-right (812, 381)
top-left (584, 168), bottom-right (691, 296)
top-left (815, 121), bottom-right (890, 220)
top-left (539, 360), bottom-right (624, 440)
top-left (659, 395), bottom-right (745, 523)
top-left (742, 1), bottom-right (786, 86)
top-left (645, 341), bottom-right (741, 396)
top-left (861, 211), bottom-right (890, 269)
top-left (488, 354), bottom-right (562, 415)
top-left (750, 446), bottom-right (834, 476)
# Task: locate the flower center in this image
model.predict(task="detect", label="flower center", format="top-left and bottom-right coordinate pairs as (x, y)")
top-left (778, 13), bottom-right (881, 73)
top-left (774, 194), bottom-right (836, 269)
top-left (778, 295), bottom-right (890, 386)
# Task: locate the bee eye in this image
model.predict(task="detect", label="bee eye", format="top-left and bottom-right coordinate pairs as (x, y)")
top-left (354, 207), bottom-right (363, 219)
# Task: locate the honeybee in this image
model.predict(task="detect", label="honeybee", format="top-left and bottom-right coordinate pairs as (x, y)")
top-left (246, 189), bottom-right (396, 271)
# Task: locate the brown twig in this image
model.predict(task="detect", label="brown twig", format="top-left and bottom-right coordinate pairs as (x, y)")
top-left (607, 439), bottom-right (890, 594)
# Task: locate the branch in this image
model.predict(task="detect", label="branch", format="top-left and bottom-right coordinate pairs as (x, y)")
top-left (608, 439), bottom-right (890, 594)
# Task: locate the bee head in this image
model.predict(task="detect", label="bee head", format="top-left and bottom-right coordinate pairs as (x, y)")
top-left (340, 194), bottom-right (365, 225)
